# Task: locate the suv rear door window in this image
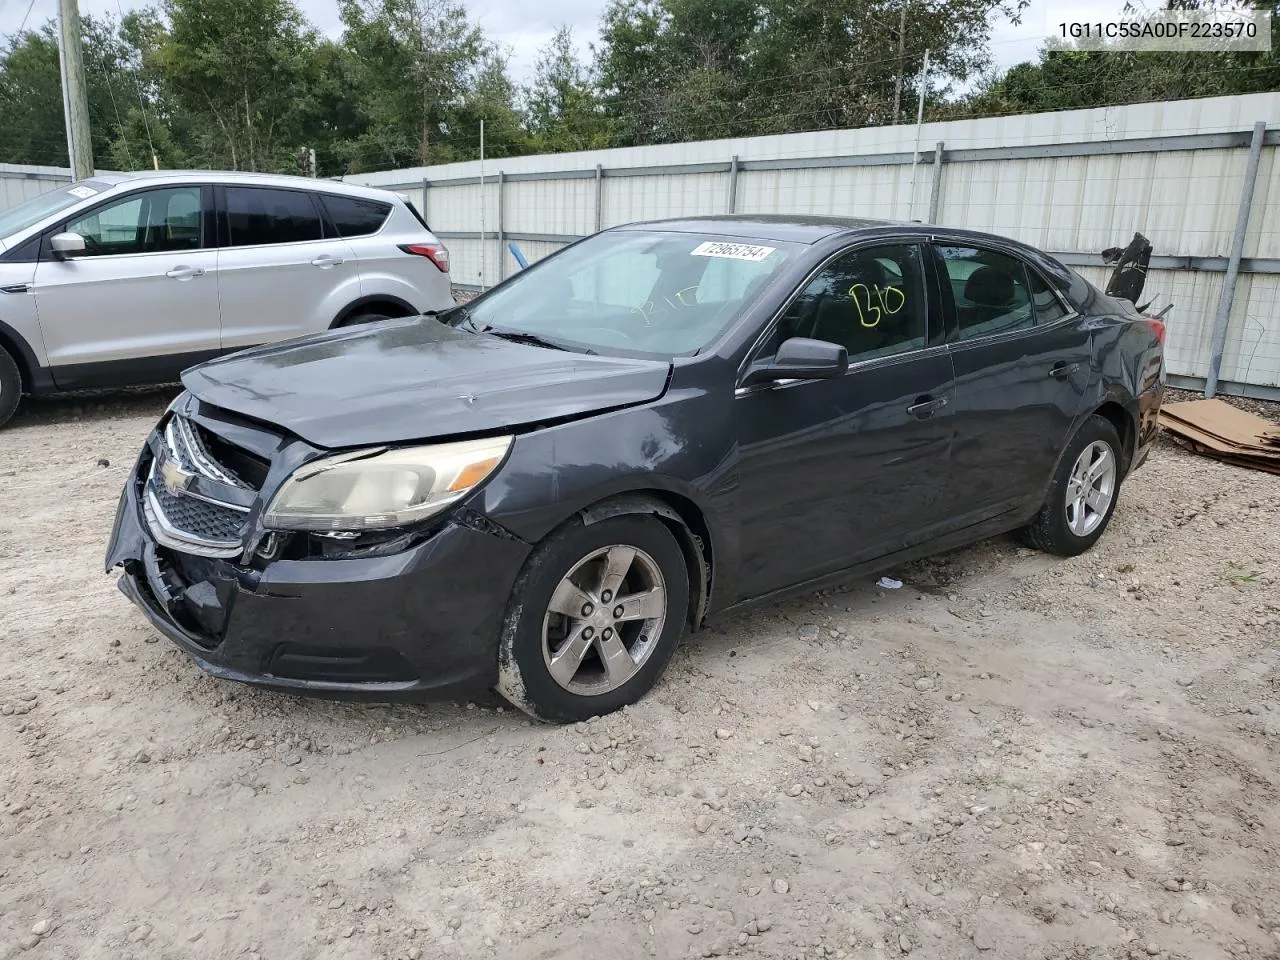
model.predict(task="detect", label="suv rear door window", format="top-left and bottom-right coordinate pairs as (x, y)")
top-left (225, 187), bottom-right (322, 247)
top-left (320, 194), bottom-right (392, 237)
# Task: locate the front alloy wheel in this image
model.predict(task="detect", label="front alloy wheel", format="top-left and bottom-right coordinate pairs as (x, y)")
top-left (497, 514), bottom-right (690, 722)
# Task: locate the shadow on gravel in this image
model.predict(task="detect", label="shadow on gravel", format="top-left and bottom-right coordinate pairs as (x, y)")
top-left (8, 385), bottom-right (180, 429)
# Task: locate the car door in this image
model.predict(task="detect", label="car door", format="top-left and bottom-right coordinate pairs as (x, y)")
top-left (215, 185), bottom-right (361, 351)
top-left (933, 241), bottom-right (1092, 519)
top-left (32, 184), bottom-right (220, 387)
top-left (732, 241), bottom-right (955, 601)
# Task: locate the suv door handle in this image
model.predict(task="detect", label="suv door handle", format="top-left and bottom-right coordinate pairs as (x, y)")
top-left (311, 255), bottom-right (345, 267)
top-left (165, 266), bottom-right (205, 280)
top-left (1049, 361), bottom-right (1080, 380)
top-left (907, 395), bottom-right (948, 419)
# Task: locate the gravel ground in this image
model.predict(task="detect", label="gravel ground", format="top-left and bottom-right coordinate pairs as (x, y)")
top-left (1, 389), bottom-right (1278, 960)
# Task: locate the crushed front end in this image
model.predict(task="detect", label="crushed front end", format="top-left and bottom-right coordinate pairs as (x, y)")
top-left (105, 392), bottom-right (531, 699)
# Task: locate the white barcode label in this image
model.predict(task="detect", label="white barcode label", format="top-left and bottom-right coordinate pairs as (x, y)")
top-left (67, 185), bottom-right (98, 199)
top-left (691, 241), bottom-right (776, 262)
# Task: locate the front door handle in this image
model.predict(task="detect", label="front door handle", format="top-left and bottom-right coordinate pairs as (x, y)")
top-left (311, 255), bottom-right (345, 268)
top-left (1049, 361), bottom-right (1080, 380)
top-left (165, 266), bottom-right (205, 280)
top-left (907, 395), bottom-right (948, 419)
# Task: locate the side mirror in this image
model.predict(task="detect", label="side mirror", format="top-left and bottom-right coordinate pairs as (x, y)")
top-left (742, 337), bottom-right (849, 387)
top-left (50, 232), bottom-right (87, 259)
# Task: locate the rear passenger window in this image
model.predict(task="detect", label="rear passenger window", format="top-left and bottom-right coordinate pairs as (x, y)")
top-left (225, 188), bottom-right (322, 246)
top-left (320, 194), bottom-right (392, 237)
top-left (1028, 268), bottom-right (1070, 324)
top-left (937, 246), bottom-right (1033, 340)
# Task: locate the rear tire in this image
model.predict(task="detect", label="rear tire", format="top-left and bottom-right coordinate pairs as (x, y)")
top-left (1020, 414), bottom-right (1124, 557)
top-left (0, 347), bottom-right (22, 429)
top-left (496, 515), bottom-right (690, 723)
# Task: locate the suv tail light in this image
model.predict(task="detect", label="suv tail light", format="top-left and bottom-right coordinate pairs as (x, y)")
top-left (1144, 317), bottom-right (1166, 345)
top-left (398, 243), bottom-right (449, 273)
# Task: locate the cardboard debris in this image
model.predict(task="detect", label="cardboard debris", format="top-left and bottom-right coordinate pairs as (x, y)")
top-left (1159, 399), bottom-right (1280, 475)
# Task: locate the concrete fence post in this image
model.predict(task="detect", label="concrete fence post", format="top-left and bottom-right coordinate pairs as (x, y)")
top-left (594, 164), bottom-right (604, 233)
top-left (728, 155), bottom-right (740, 214)
top-left (497, 170), bottom-right (506, 282)
top-left (928, 142), bottom-right (945, 223)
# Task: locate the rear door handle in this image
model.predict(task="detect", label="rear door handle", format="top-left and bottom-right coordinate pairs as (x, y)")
top-left (1049, 361), bottom-right (1080, 380)
top-left (907, 395), bottom-right (948, 419)
top-left (165, 266), bottom-right (205, 280)
top-left (311, 255), bottom-right (345, 268)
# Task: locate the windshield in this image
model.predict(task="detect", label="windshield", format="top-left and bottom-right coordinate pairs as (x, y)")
top-left (0, 180), bottom-right (113, 240)
top-left (452, 230), bottom-right (799, 357)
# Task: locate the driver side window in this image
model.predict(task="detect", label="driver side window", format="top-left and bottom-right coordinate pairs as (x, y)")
top-left (64, 187), bottom-right (205, 256)
top-left (762, 243), bottom-right (928, 363)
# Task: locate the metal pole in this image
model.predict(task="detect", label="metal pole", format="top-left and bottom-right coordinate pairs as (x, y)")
top-left (421, 177), bottom-right (430, 224)
top-left (906, 49), bottom-right (930, 221)
top-left (927, 141), bottom-right (944, 223)
top-left (57, 0), bottom-right (94, 180)
top-left (1205, 120), bottom-right (1266, 398)
top-left (594, 163), bottom-right (603, 233)
top-left (727, 155), bottom-right (740, 214)
top-left (497, 169), bottom-right (506, 282)
top-left (892, 0), bottom-right (908, 121)
top-left (478, 119), bottom-right (485, 290)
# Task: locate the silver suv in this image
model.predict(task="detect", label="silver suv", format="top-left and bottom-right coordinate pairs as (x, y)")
top-left (0, 171), bottom-right (453, 427)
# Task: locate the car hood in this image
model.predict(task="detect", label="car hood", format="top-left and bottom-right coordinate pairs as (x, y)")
top-left (181, 317), bottom-right (672, 449)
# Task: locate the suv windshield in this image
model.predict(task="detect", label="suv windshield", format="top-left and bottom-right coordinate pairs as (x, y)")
top-left (453, 230), bottom-right (798, 357)
top-left (0, 180), bottom-right (113, 240)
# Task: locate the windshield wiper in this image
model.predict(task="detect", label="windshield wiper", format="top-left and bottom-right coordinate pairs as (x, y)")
top-left (475, 325), bottom-right (596, 355)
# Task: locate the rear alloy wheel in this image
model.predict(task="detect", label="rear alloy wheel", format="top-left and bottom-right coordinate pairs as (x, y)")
top-left (0, 346), bottom-right (22, 429)
top-left (1020, 414), bottom-right (1123, 556)
top-left (497, 515), bottom-right (689, 722)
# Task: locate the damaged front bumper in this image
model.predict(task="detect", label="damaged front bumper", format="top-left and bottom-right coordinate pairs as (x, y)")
top-left (104, 409), bottom-right (532, 700)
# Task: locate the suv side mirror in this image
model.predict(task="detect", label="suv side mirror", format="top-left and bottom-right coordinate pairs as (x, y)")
top-left (742, 337), bottom-right (849, 387)
top-left (50, 232), bottom-right (87, 260)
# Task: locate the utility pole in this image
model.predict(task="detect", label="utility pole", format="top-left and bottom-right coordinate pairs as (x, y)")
top-left (892, 1), bottom-right (908, 122)
top-left (56, 0), bottom-right (94, 180)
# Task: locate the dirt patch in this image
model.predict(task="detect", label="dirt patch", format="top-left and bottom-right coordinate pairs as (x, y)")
top-left (1, 401), bottom-right (1278, 960)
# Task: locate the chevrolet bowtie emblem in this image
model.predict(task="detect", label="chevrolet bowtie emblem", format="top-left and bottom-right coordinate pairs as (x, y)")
top-left (159, 454), bottom-right (194, 497)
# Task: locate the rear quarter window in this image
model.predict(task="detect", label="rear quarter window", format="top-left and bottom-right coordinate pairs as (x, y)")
top-left (320, 194), bottom-right (393, 238)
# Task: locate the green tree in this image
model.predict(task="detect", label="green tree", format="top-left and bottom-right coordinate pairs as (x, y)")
top-left (150, 0), bottom-right (323, 171)
top-left (337, 0), bottom-right (525, 170)
top-left (524, 26), bottom-right (608, 151)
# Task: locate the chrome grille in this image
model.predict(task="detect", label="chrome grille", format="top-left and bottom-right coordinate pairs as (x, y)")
top-left (143, 415), bottom-right (257, 559)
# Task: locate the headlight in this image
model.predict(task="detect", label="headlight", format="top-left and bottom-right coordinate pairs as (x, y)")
top-left (263, 436), bottom-right (512, 532)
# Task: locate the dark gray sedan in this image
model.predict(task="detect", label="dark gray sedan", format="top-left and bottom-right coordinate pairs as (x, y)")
top-left (106, 216), bottom-right (1165, 722)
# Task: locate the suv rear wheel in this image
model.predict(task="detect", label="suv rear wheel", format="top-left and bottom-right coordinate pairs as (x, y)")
top-left (0, 347), bottom-right (22, 428)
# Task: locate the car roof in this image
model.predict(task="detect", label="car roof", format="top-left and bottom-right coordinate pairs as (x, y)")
top-left (613, 214), bottom-right (1060, 263)
top-left (87, 170), bottom-right (405, 202)
top-left (614, 215), bottom-right (906, 244)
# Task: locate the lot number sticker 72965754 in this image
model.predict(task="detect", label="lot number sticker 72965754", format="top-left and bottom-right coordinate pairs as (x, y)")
top-left (691, 241), bottom-right (776, 262)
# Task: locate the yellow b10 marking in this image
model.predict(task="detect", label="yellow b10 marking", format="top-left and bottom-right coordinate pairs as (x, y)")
top-left (849, 283), bottom-right (905, 328)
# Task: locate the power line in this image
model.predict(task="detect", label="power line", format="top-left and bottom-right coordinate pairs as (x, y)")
top-left (15, 0), bottom-right (40, 34)
top-left (114, 0), bottom-right (157, 167)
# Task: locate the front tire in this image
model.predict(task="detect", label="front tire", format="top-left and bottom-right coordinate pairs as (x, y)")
top-left (0, 347), bottom-right (22, 429)
top-left (1020, 414), bottom-right (1124, 557)
top-left (496, 515), bottom-right (690, 723)
top-left (337, 310), bottom-right (391, 328)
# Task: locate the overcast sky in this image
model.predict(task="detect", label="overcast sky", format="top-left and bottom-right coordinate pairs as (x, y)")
top-left (0, 0), bottom-right (1127, 84)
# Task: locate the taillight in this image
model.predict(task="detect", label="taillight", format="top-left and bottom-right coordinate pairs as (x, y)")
top-left (398, 243), bottom-right (449, 273)
top-left (1144, 317), bottom-right (1166, 344)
